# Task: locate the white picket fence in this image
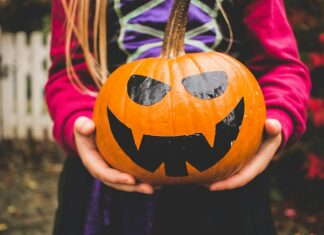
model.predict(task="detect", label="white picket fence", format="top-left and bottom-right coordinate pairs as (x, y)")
top-left (0, 30), bottom-right (53, 140)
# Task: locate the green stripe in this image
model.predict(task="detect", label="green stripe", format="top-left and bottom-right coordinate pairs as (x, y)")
top-left (191, 0), bottom-right (215, 17)
top-left (124, 0), bottom-right (164, 22)
top-left (212, 20), bottom-right (223, 49)
top-left (125, 24), bottom-right (164, 38)
top-left (114, 0), bottom-right (130, 57)
top-left (126, 41), bottom-right (163, 63)
top-left (186, 21), bottom-right (214, 38)
top-left (186, 39), bottom-right (212, 52)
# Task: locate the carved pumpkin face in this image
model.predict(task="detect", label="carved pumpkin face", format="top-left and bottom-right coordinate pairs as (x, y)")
top-left (94, 52), bottom-right (266, 185)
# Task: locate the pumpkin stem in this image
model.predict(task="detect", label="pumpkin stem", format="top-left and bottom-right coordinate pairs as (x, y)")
top-left (162, 0), bottom-right (191, 58)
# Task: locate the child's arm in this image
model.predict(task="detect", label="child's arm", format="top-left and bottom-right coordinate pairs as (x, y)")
top-left (45, 0), bottom-right (95, 153)
top-left (210, 0), bottom-right (311, 190)
top-left (242, 0), bottom-right (311, 147)
top-left (46, 0), bottom-right (153, 194)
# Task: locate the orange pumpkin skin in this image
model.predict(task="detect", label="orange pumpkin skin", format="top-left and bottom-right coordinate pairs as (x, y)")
top-left (94, 51), bottom-right (266, 185)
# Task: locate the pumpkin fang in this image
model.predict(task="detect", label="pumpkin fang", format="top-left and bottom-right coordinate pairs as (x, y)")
top-left (106, 98), bottom-right (245, 177)
top-left (132, 129), bottom-right (144, 150)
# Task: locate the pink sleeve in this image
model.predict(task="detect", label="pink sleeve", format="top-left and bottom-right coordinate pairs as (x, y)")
top-left (241, 0), bottom-right (311, 147)
top-left (45, 0), bottom-right (95, 153)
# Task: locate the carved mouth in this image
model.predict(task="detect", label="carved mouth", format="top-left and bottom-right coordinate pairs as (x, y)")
top-left (107, 98), bottom-right (245, 177)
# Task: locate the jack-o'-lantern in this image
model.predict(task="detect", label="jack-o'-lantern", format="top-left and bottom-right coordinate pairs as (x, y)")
top-left (93, 0), bottom-right (266, 185)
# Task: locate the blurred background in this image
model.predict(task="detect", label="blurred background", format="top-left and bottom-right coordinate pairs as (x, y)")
top-left (0, 0), bottom-right (323, 234)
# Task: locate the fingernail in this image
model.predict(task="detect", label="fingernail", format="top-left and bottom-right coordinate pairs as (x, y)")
top-left (209, 185), bottom-right (221, 191)
top-left (142, 189), bottom-right (151, 194)
top-left (272, 120), bottom-right (280, 129)
top-left (139, 186), bottom-right (153, 194)
top-left (124, 178), bottom-right (133, 184)
top-left (271, 119), bottom-right (277, 126)
top-left (84, 121), bottom-right (93, 129)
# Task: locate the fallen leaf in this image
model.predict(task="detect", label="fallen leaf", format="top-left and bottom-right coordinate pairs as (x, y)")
top-left (306, 215), bottom-right (318, 224)
top-left (24, 175), bottom-right (38, 190)
top-left (0, 223), bottom-right (8, 232)
top-left (6, 205), bottom-right (17, 215)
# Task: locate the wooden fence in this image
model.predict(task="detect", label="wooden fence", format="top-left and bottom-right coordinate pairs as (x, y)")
top-left (0, 30), bottom-right (53, 140)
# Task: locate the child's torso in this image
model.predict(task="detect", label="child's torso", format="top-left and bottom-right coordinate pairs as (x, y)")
top-left (106, 0), bottom-right (245, 71)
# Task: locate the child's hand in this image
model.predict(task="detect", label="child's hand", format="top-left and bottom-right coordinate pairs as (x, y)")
top-left (74, 116), bottom-right (154, 195)
top-left (209, 119), bottom-right (282, 191)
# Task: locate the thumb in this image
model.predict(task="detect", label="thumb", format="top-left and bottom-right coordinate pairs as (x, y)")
top-left (74, 116), bottom-right (95, 136)
top-left (265, 119), bottom-right (282, 137)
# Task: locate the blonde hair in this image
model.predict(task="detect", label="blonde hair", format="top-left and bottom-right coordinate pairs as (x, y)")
top-left (62, 0), bottom-right (233, 95)
top-left (215, 0), bottom-right (233, 53)
top-left (62, 0), bottom-right (108, 96)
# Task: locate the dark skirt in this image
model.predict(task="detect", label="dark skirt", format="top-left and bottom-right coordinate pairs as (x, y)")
top-left (53, 156), bottom-right (275, 235)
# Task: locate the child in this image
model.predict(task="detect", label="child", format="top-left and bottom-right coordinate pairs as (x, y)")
top-left (46, 0), bottom-right (311, 234)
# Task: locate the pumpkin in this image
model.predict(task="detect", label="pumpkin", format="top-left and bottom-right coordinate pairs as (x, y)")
top-left (93, 0), bottom-right (266, 185)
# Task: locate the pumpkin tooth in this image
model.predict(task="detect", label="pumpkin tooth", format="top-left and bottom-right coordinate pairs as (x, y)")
top-left (132, 129), bottom-right (144, 150)
top-left (202, 127), bottom-right (216, 148)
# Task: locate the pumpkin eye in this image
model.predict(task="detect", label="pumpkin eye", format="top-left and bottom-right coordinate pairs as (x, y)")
top-left (127, 74), bottom-right (171, 106)
top-left (182, 71), bottom-right (228, 99)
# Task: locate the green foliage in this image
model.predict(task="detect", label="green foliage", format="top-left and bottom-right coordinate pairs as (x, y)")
top-left (0, 0), bottom-right (51, 33)
top-left (270, 0), bottom-right (324, 217)
top-left (285, 0), bottom-right (324, 52)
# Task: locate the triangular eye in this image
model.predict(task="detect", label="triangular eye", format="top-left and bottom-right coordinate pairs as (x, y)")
top-left (127, 74), bottom-right (171, 106)
top-left (182, 71), bottom-right (228, 99)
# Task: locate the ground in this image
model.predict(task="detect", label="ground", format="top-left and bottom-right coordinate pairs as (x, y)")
top-left (0, 140), bottom-right (63, 235)
top-left (0, 140), bottom-right (323, 235)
